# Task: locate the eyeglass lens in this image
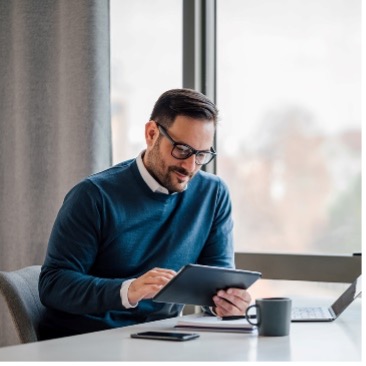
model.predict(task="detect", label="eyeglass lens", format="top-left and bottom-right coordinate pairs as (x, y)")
top-left (172, 145), bottom-right (213, 165)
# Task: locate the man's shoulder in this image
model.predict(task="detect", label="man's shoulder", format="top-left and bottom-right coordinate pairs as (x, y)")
top-left (67, 159), bottom-right (137, 198)
top-left (189, 171), bottom-right (230, 199)
top-left (195, 170), bottom-right (227, 188)
top-left (86, 159), bottom-right (136, 184)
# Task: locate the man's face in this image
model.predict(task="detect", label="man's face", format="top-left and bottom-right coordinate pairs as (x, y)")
top-left (143, 115), bottom-right (215, 193)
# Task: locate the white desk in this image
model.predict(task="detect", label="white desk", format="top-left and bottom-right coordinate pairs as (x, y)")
top-left (0, 298), bottom-right (361, 362)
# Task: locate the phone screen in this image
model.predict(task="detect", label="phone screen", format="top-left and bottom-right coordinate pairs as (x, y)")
top-left (130, 331), bottom-right (200, 341)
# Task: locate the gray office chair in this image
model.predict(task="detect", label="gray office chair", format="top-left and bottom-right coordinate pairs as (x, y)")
top-left (0, 265), bottom-right (45, 344)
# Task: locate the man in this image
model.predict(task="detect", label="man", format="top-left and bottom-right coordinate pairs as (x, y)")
top-left (39, 88), bottom-right (251, 339)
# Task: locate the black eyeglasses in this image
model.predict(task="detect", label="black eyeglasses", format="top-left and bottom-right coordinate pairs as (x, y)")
top-left (156, 122), bottom-right (216, 166)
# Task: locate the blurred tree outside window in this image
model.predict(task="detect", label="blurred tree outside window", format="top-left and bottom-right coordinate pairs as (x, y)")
top-left (217, 0), bottom-right (361, 254)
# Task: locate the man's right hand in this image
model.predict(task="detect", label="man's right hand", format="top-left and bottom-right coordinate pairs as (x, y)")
top-left (127, 267), bottom-right (176, 306)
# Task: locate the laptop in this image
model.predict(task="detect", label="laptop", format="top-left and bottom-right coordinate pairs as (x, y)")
top-left (291, 275), bottom-right (362, 322)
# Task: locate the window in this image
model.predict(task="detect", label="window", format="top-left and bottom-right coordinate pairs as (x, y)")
top-left (110, 0), bottom-right (361, 257)
top-left (110, 0), bottom-right (182, 164)
top-left (217, 0), bottom-right (361, 254)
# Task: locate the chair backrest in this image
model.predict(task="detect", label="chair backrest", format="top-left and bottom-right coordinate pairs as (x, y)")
top-left (0, 265), bottom-right (46, 344)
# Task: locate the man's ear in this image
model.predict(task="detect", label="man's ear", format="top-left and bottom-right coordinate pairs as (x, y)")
top-left (145, 120), bottom-right (159, 147)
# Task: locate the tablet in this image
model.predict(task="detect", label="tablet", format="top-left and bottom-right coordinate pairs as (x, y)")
top-left (152, 264), bottom-right (262, 307)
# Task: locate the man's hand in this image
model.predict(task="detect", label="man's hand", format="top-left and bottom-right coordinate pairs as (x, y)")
top-left (128, 267), bottom-right (176, 306)
top-left (212, 288), bottom-right (252, 317)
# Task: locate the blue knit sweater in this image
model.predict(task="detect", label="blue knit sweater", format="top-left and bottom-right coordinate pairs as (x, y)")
top-left (39, 158), bottom-right (234, 337)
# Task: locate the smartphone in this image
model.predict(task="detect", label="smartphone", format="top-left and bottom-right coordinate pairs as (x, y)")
top-left (130, 331), bottom-right (200, 341)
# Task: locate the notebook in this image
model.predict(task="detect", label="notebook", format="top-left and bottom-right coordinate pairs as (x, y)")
top-left (175, 315), bottom-right (255, 333)
top-left (291, 275), bottom-right (362, 322)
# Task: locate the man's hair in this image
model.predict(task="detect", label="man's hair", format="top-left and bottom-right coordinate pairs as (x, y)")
top-left (149, 88), bottom-right (218, 128)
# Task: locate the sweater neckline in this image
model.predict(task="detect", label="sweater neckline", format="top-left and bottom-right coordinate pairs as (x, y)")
top-left (130, 160), bottom-right (183, 202)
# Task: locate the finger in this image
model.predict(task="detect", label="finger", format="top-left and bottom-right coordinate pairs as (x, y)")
top-left (142, 269), bottom-right (176, 283)
top-left (217, 289), bottom-right (251, 308)
top-left (150, 268), bottom-right (177, 276)
top-left (212, 289), bottom-right (252, 316)
top-left (128, 277), bottom-right (169, 303)
top-left (227, 288), bottom-right (251, 302)
top-left (129, 284), bottom-right (164, 303)
top-left (213, 295), bottom-right (242, 316)
top-left (128, 268), bottom-right (178, 304)
top-left (142, 271), bottom-right (176, 285)
top-left (228, 288), bottom-right (251, 300)
top-left (139, 272), bottom-right (175, 297)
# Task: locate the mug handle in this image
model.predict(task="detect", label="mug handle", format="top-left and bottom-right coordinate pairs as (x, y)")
top-left (245, 304), bottom-right (260, 326)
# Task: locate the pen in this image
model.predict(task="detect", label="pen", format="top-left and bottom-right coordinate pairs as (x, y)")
top-left (221, 315), bottom-right (256, 321)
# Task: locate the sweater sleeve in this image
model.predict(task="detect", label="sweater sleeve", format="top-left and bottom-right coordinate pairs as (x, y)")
top-left (197, 178), bottom-right (235, 269)
top-left (39, 180), bottom-right (124, 314)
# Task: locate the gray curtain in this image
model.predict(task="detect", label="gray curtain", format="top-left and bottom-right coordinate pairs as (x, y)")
top-left (0, 0), bottom-right (111, 346)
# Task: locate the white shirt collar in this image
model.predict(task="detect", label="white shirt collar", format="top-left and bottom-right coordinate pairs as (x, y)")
top-left (136, 151), bottom-right (170, 195)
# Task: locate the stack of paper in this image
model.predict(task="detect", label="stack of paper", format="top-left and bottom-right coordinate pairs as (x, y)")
top-left (175, 315), bottom-right (256, 333)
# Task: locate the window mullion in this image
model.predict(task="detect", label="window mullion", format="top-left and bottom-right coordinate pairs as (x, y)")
top-left (183, 0), bottom-right (217, 173)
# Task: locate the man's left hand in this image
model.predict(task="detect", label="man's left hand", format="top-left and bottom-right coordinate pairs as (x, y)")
top-left (212, 288), bottom-right (251, 317)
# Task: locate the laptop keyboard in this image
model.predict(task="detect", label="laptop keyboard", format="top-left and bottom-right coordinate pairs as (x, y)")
top-left (292, 306), bottom-right (328, 320)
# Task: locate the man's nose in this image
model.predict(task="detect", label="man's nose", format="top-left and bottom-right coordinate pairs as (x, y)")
top-left (180, 154), bottom-right (196, 172)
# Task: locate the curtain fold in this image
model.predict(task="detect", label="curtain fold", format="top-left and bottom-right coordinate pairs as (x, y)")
top-left (0, 0), bottom-right (111, 346)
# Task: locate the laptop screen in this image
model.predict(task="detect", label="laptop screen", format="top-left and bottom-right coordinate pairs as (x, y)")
top-left (331, 275), bottom-right (362, 317)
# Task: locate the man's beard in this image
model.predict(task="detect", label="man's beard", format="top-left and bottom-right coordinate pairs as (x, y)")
top-left (145, 141), bottom-right (195, 193)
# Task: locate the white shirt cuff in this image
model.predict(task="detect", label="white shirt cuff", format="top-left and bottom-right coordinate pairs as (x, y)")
top-left (120, 278), bottom-right (138, 309)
